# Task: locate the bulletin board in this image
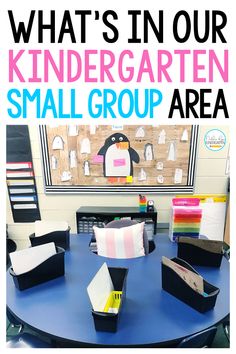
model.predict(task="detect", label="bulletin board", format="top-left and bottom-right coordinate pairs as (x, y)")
top-left (39, 125), bottom-right (199, 194)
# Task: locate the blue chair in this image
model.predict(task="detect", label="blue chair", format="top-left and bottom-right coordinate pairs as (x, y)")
top-left (7, 308), bottom-right (54, 348)
top-left (6, 333), bottom-right (53, 348)
top-left (105, 219), bottom-right (149, 255)
top-left (7, 308), bottom-right (24, 334)
top-left (6, 235), bottom-right (17, 267)
top-left (177, 327), bottom-right (217, 348)
top-left (222, 315), bottom-right (230, 342)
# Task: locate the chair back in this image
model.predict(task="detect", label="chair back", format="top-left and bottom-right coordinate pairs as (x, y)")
top-left (105, 219), bottom-right (149, 255)
top-left (177, 327), bottom-right (217, 348)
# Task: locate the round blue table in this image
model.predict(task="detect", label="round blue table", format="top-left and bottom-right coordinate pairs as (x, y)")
top-left (7, 234), bottom-right (229, 347)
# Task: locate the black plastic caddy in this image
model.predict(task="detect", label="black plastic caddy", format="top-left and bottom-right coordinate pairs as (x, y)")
top-left (29, 227), bottom-right (70, 250)
top-left (162, 257), bottom-right (220, 313)
top-left (10, 246), bottom-right (65, 291)
top-left (177, 237), bottom-right (223, 267)
top-left (92, 267), bottom-right (128, 332)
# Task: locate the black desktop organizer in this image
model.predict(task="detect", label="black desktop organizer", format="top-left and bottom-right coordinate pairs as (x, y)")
top-left (177, 237), bottom-right (223, 267)
top-left (162, 257), bottom-right (220, 313)
top-left (10, 246), bottom-right (65, 291)
top-left (91, 267), bottom-right (128, 332)
top-left (76, 206), bottom-right (158, 235)
top-left (29, 228), bottom-right (70, 250)
top-left (77, 216), bottom-right (106, 234)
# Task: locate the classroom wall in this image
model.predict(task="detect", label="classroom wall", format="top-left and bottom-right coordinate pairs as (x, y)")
top-left (6, 125), bottom-right (230, 249)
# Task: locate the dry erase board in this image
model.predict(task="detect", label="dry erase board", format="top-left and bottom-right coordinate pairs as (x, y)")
top-left (39, 125), bottom-right (198, 194)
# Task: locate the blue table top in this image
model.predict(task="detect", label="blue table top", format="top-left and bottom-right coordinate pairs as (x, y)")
top-left (7, 234), bottom-right (229, 347)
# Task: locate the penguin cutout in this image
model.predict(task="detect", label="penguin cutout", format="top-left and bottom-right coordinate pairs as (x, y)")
top-left (97, 133), bottom-right (140, 177)
top-left (81, 138), bottom-right (91, 154)
top-left (156, 161), bottom-right (164, 170)
top-left (181, 129), bottom-right (188, 142)
top-left (90, 126), bottom-right (97, 135)
top-left (69, 150), bottom-right (77, 168)
top-left (174, 168), bottom-right (183, 184)
top-left (83, 160), bottom-right (90, 176)
top-left (135, 126), bottom-right (145, 139)
top-left (51, 155), bottom-right (58, 170)
top-left (68, 126), bottom-right (79, 136)
top-left (157, 175), bottom-right (164, 184)
top-left (167, 142), bottom-right (176, 161)
top-left (52, 136), bottom-right (64, 150)
top-left (158, 129), bottom-right (166, 144)
top-left (144, 143), bottom-right (154, 161)
top-left (61, 171), bottom-right (72, 182)
top-left (138, 168), bottom-right (147, 181)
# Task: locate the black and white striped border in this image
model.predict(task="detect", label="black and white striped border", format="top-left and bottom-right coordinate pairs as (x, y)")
top-left (39, 125), bottom-right (52, 186)
top-left (39, 125), bottom-right (199, 194)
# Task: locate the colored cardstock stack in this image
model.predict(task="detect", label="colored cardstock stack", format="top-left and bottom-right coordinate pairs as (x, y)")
top-left (169, 198), bottom-right (202, 242)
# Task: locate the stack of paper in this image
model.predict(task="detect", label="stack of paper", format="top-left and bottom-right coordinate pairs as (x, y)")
top-left (9, 243), bottom-right (57, 275)
top-left (178, 237), bottom-right (223, 254)
top-left (169, 198), bottom-right (202, 241)
top-left (35, 221), bottom-right (69, 237)
top-left (162, 256), bottom-right (204, 294)
top-left (175, 195), bottom-right (227, 241)
top-left (87, 263), bottom-right (114, 312)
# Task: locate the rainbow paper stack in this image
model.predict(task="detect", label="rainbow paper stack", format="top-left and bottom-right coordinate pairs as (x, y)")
top-left (169, 198), bottom-right (202, 242)
top-left (139, 195), bottom-right (147, 212)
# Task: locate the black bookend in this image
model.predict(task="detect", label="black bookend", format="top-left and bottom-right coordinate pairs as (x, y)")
top-left (29, 228), bottom-right (70, 250)
top-left (162, 257), bottom-right (220, 313)
top-left (10, 247), bottom-right (65, 291)
top-left (92, 267), bottom-right (128, 332)
top-left (177, 237), bottom-right (223, 267)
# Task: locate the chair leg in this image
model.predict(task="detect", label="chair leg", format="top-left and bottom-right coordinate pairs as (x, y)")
top-left (7, 307), bottom-right (24, 335)
top-left (10, 323), bottom-right (24, 334)
top-left (223, 323), bottom-right (230, 342)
